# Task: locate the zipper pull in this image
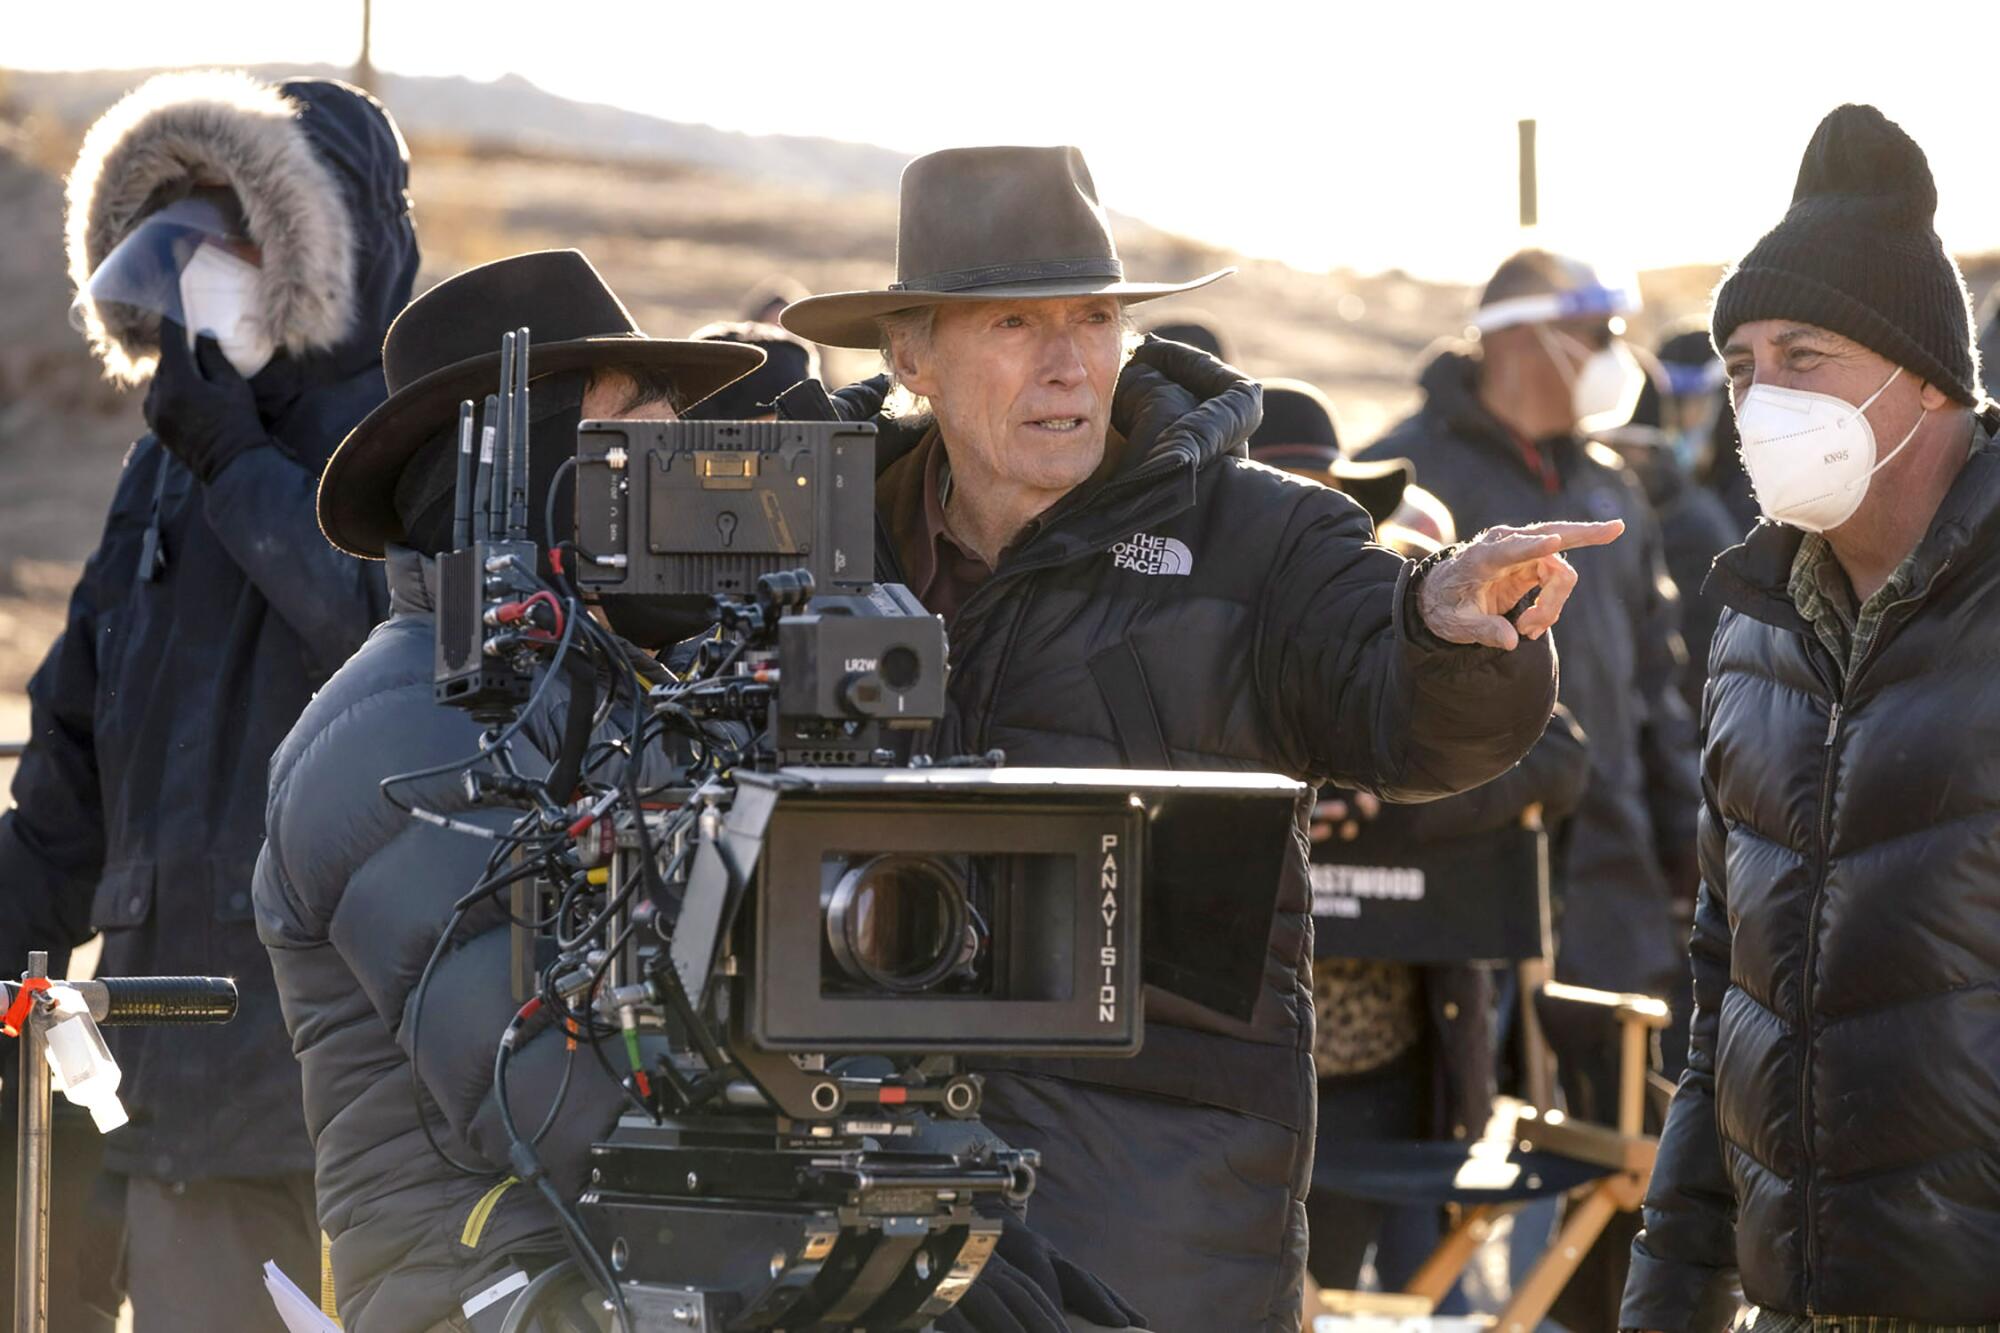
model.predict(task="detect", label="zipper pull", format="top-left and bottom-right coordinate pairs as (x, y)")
top-left (1824, 702), bottom-right (1842, 747)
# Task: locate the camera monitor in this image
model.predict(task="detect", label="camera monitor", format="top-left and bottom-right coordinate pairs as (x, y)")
top-left (572, 418), bottom-right (877, 613)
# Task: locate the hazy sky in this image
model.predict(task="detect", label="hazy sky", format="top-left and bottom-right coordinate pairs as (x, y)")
top-left (13, 0), bottom-right (1999, 282)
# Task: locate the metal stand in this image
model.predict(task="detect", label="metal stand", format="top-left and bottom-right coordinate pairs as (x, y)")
top-left (12, 954), bottom-right (49, 1333)
top-left (9, 959), bottom-right (238, 1333)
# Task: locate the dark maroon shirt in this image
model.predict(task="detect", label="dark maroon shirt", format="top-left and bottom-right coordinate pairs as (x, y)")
top-left (884, 427), bottom-right (994, 627)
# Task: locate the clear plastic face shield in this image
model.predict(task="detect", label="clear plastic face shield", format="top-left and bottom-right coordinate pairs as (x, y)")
top-left (1473, 270), bottom-right (1646, 435)
top-left (71, 188), bottom-right (274, 378)
top-left (1663, 357), bottom-right (1727, 470)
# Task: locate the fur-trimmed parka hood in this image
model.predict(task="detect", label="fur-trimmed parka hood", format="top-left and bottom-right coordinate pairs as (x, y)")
top-left (66, 70), bottom-right (418, 386)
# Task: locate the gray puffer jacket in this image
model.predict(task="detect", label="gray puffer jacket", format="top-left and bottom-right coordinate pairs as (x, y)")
top-left (255, 549), bottom-right (632, 1332)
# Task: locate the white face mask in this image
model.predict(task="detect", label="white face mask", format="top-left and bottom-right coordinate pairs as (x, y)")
top-left (1736, 365), bottom-right (1925, 533)
top-left (1534, 324), bottom-right (1647, 434)
top-left (177, 242), bottom-right (275, 379)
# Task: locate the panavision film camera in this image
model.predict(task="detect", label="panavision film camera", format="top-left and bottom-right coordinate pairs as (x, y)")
top-left (423, 332), bottom-right (1303, 1331)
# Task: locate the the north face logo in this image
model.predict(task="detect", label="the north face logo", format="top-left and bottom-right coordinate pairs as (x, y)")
top-left (1110, 533), bottom-right (1194, 576)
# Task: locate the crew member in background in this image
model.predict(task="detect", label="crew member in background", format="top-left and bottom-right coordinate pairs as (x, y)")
top-left (1247, 390), bottom-right (1591, 1308)
top-left (1144, 311), bottom-right (1231, 363)
top-left (0, 70), bottom-right (418, 1330)
top-left (684, 319), bottom-right (821, 420)
top-left (1360, 253), bottom-right (1698, 1327)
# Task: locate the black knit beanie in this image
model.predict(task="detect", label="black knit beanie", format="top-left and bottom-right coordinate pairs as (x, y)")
top-left (1712, 103), bottom-right (1980, 404)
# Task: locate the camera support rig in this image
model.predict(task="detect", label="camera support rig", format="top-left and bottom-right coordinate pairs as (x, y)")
top-left (559, 787), bottom-right (1035, 1333)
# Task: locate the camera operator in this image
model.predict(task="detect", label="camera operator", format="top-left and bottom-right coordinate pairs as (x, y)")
top-left (0, 71), bottom-right (417, 1330)
top-left (778, 145), bottom-right (1623, 1333)
top-left (252, 251), bottom-right (766, 1332)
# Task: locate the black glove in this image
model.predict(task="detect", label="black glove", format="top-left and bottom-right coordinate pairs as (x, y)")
top-left (939, 1220), bottom-right (1147, 1332)
top-left (143, 319), bottom-right (271, 482)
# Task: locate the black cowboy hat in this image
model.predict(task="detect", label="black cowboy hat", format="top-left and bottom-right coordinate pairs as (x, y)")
top-left (318, 249), bottom-right (763, 557)
top-left (1247, 379), bottom-right (1414, 526)
top-left (780, 146), bottom-right (1232, 349)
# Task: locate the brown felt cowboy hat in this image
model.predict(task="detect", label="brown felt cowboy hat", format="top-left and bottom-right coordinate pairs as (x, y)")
top-left (319, 249), bottom-right (763, 557)
top-left (780, 146), bottom-right (1234, 349)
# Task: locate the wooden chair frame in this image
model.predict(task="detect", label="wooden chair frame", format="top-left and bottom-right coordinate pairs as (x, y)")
top-left (1310, 972), bottom-right (1669, 1332)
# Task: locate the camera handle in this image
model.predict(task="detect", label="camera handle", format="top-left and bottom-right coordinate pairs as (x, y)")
top-left (9, 952), bottom-right (239, 1333)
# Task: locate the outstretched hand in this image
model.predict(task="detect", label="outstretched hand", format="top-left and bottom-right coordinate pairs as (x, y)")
top-left (1417, 520), bottom-right (1625, 651)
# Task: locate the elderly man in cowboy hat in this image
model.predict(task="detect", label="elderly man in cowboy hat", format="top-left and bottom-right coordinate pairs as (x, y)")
top-left (252, 250), bottom-right (765, 1332)
top-left (781, 145), bottom-right (1625, 1333)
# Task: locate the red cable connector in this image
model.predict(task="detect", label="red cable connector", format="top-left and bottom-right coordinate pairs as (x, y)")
top-left (1, 977), bottom-right (51, 1037)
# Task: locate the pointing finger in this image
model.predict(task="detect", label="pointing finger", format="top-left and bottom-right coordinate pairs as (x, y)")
top-left (1515, 519), bottom-right (1625, 552)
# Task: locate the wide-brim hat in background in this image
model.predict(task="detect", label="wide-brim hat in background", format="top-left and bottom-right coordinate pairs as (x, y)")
top-left (1247, 378), bottom-right (1411, 527)
top-left (319, 249), bottom-right (763, 558)
top-left (781, 146), bottom-right (1234, 349)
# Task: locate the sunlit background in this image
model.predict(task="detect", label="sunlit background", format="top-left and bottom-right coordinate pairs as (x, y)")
top-left (6, 1), bottom-right (1999, 746)
top-left (9, 0), bottom-right (1999, 785)
top-left (12, 0), bottom-right (1999, 280)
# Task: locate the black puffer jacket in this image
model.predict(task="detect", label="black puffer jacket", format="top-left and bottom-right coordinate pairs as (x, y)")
top-left (1623, 425), bottom-right (2000, 1327)
top-left (0, 77), bottom-right (415, 1181)
top-left (845, 340), bottom-right (1560, 1332)
top-left (255, 551), bottom-right (643, 1332)
top-left (1363, 351), bottom-right (1699, 1008)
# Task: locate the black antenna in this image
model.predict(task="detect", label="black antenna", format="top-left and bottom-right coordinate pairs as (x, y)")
top-left (507, 326), bottom-right (531, 541)
top-left (473, 394), bottom-right (500, 542)
top-left (451, 400), bottom-right (476, 550)
top-left (491, 331), bottom-right (516, 538)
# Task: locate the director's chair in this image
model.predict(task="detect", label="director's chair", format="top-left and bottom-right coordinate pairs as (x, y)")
top-left (1306, 813), bottom-right (1672, 1332)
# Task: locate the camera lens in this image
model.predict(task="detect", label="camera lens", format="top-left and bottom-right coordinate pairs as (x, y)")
top-left (878, 645), bottom-right (921, 691)
top-left (825, 855), bottom-right (967, 993)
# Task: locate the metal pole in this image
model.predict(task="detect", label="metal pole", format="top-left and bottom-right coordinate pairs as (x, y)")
top-left (15, 951), bottom-right (50, 1333)
top-left (1517, 118), bottom-right (1538, 229)
top-left (354, 0), bottom-right (377, 94)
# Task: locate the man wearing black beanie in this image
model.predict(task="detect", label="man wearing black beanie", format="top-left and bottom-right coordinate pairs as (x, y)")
top-left (1622, 104), bottom-right (2000, 1333)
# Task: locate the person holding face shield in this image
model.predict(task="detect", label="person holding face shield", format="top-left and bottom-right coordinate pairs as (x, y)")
top-left (0, 69), bottom-right (418, 1330)
top-left (75, 187), bottom-right (278, 383)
